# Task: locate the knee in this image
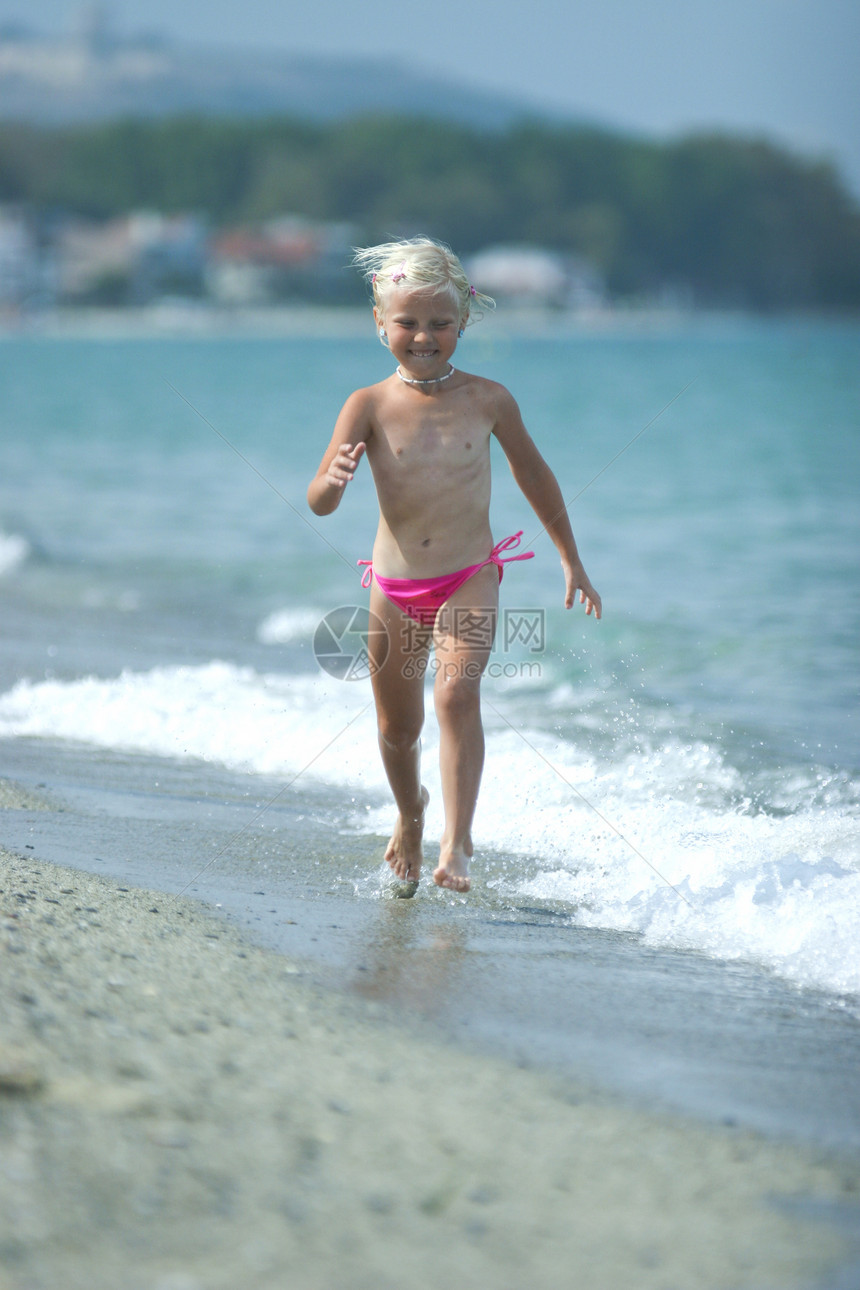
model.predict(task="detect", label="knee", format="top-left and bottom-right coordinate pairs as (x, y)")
top-left (434, 672), bottom-right (481, 723)
top-left (377, 715), bottom-right (423, 752)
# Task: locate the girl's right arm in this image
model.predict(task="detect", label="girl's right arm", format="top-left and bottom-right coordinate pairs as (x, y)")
top-left (307, 390), bottom-right (372, 516)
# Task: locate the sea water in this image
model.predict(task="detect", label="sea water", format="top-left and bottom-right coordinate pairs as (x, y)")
top-left (1, 316), bottom-right (858, 1007)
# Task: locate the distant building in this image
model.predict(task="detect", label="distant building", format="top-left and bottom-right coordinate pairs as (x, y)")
top-left (131, 213), bottom-right (208, 303)
top-left (467, 245), bottom-right (605, 310)
top-left (207, 218), bottom-right (358, 305)
top-left (0, 207), bottom-right (40, 307)
top-left (56, 212), bottom-right (207, 304)
top-left (55, 216), bottom-right (134, 302)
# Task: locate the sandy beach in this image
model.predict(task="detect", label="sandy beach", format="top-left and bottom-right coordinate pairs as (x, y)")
top-left (1, 778), bottom-right (858, 1290)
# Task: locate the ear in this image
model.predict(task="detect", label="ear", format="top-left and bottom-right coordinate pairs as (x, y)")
top-left (373, 304), bottom-right (390, 349)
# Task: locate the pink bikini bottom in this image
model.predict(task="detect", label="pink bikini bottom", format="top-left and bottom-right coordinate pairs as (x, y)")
top-left (358, 531), bottom-right (534, 628)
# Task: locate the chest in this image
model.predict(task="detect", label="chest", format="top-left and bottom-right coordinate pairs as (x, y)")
top-left (376, 408), bottom-right (491, 471)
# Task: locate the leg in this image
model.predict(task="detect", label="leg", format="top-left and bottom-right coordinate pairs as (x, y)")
top-left (432, 564), bottom-right (499, 892)
top-left (368, 583), bottom-right (432, 883)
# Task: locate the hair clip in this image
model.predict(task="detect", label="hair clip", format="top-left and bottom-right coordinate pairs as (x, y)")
top-left (470, 285), bottom-right (476, 296)
top-left (371, 273), bottom-right (377, 283)
top-left (391, 261), bottom-right (408, 283)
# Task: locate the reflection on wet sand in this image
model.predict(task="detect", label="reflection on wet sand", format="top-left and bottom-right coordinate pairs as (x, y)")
top-left (352, 902), bottom-right (469, 1013)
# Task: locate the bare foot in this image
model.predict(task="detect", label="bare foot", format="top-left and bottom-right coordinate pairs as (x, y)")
top-left (433, 838), bottom-right (473, 893)
top-left (385, 786), bottom-right (429, 884)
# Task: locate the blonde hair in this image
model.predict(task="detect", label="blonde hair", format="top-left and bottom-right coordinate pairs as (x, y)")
top-left (352, 237), bottom-right (494, 326)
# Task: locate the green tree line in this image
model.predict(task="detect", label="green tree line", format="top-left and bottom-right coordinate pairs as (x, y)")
top-left (2, 114), bottom-right (859, 308)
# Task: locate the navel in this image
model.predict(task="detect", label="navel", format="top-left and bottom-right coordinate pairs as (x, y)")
top-left (465, 441), bottom-right (472, 450)
top-left (421, 538), bottom-right (431, 547)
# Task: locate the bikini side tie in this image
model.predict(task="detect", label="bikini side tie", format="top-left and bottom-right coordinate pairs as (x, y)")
top-left (358, 531), bottom-right (534, 588)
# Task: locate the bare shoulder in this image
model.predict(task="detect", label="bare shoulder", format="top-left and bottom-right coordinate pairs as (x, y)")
top-left (465, 378), bottom-right (527, 442)
top-left (457, 372), bottom-right (520, 418)
top-left (334, 381), bottom-right (388, 438)
top-left (469, 377), bottom-right (540, 464)
top-left (340, 381), bottom-right (385, 415)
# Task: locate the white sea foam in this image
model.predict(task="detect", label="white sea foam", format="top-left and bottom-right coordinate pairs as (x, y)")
top-left (1, 661), bottom-right (857, 1000)
top-left (0, 531), bottom-right (29, 576)
top-left (0, 663), bottom-right (381, 783)
top-left (257, 607), bottom-right (326, 645)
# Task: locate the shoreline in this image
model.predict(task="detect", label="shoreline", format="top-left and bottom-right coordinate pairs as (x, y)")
top-left (2, 772), bottom-right (860, 1288)
top-left (2, 302), bottom-right (857, 342)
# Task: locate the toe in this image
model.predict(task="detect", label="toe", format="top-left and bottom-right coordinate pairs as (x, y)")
top-left (433, 868), bottom-right (470, 892)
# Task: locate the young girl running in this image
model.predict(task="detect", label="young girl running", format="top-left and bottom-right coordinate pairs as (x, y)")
top-left (308, 238), bottom-right (601, 894)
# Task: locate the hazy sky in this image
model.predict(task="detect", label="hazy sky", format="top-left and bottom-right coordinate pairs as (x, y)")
top-left (9, 0), bottom-right (860, 193)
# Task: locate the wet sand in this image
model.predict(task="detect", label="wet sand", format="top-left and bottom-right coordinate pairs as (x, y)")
top-left (2, 777), bottom-right (859, 1290)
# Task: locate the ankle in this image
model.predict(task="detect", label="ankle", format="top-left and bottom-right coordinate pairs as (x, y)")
top-left (439, 833), bottom-right (472, 859)
top-left (400, 796), bottom-right (426, 824)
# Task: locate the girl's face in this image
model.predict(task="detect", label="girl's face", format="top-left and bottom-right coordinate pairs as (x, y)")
top-left (375, 286), bottom-right (465, 382)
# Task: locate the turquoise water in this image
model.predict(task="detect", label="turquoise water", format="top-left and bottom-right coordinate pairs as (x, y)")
top-left (1, 316), bottom-right (859, 999)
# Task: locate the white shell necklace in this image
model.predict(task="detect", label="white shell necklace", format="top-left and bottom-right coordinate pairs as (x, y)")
top-left (396, 365), bottom-right (455, 386)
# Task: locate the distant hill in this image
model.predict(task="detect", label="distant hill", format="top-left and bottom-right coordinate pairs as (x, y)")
top-left (3, 15), bottom-right (858, 310)
top-left (0, 16), bottom-right (554, 129)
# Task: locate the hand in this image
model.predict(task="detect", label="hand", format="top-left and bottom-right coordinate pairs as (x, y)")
top-left (564, 562), bottom-right (602, 619)
top-left (325, 441), bottom-right (366, 490)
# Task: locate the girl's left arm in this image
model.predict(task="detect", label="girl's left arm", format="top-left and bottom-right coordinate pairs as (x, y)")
top-left (493, 390), bottom-right (602, 618)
